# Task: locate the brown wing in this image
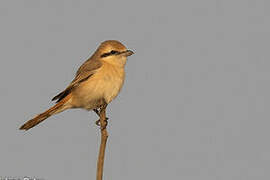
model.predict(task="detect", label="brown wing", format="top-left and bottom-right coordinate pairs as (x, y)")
top-left (52, 58), bottom-right (102, 103)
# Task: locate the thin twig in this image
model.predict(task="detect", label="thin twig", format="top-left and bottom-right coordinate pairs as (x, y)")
top-left (96, 104), bottom-right (108, 180)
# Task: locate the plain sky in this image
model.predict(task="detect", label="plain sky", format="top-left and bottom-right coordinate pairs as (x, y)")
top-left (0, 0), bottom-right (270, 179)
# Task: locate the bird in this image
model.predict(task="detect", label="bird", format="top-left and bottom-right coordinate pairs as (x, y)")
top-left (19, 40), bottom-right (134, 131)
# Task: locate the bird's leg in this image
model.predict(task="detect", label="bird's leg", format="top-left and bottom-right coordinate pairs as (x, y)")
top-left (94, 108), bottom-right (108, 127)
top-left (94, 108), bottom-right (101, 126)
top-left (94, 108), bottom-right (100, 116)
top-left (96, 117), bottom-right (109, 127)
top-left (99, 104), bottom-right (108, 130)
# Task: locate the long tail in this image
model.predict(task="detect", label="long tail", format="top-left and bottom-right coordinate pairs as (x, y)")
top-left (19, 94), bottom-right (72, 131)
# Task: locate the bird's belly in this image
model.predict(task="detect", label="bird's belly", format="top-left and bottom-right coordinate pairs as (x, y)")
top-left (103, 76), bottom-right (124, 104)
top-left (100, 64), bottom-right (125, 103)
top-left (72, 66), bottom-right (124, 109)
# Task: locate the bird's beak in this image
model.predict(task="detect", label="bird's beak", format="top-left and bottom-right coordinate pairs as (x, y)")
top-left (123, 50), bottom-right (134, 57)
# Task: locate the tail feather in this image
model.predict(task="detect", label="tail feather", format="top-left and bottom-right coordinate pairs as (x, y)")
top-left (20, 94), bottom-right (71, 131)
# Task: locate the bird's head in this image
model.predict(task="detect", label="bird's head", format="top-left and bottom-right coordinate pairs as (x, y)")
top-left (96, 40), bottom-right (134, 66)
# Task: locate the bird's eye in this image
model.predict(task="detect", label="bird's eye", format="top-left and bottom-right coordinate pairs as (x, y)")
top-left (100, 50), bottom-right (119, 58)
top-left (110, 50), bottom-right (118, 54)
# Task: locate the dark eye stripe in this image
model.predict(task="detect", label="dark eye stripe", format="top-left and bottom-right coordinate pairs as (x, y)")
top-left (101, 50), bottom-right (120, 57)
top-left (110, 50), bottom-right (117, 54)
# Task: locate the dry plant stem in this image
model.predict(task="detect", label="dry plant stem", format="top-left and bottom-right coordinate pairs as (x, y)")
top-left (96, 105), bottom-right (108, 180)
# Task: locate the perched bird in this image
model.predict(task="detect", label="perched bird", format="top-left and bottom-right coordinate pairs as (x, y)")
top-left (19, 40), bottom-right (134, 131)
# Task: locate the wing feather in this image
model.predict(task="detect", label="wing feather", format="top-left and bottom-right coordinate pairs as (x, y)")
top-left (52, 58), bottom-right (102, 102)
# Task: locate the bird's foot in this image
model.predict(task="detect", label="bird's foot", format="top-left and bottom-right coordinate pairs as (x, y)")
top-left (93, 108), bottom-right (100, 116)
top-left (95, 117), bottom-right (108, 129)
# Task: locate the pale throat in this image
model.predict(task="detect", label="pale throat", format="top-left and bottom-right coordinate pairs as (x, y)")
top-left (102, 56), bottom-right (127, 67)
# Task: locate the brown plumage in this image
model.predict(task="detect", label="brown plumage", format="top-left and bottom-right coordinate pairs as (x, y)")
top-left (20, 94), bottom-right (72, 130)
top-left (19, 40), bottom-right (134, 131)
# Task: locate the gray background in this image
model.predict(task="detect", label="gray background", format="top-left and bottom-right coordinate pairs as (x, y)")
top-left (0, 0), bottom-right (269, 179)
